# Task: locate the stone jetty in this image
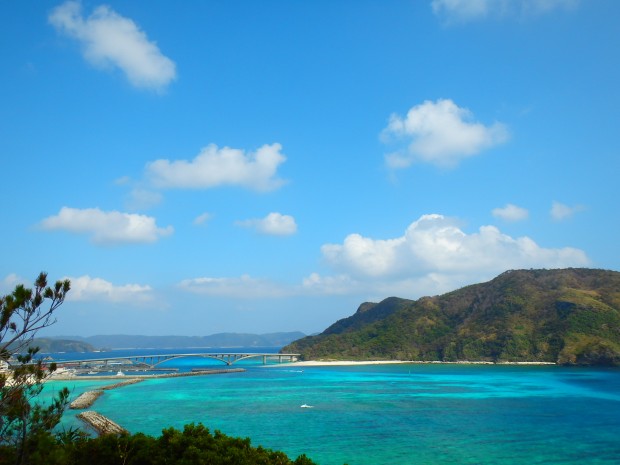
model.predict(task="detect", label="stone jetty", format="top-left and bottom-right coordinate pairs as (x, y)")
top-left (70, 390), bottom-right (104, 409)
top-left (68, 369), bottom-right (246, 435)
top-left (70, 379), bottom-right (145, 409)
top-left (77, 411), bottom-right (127, 435)
top-left (99, 378), bottom-right (144, 390)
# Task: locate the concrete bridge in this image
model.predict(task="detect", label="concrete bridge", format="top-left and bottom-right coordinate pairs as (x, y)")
top-left (52, 352), bottom-right (300, 369)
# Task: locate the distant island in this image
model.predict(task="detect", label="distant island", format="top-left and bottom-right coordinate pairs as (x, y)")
top-left (46, 332), bottom-right (306, 351)
top-left (283, 268), bottom-right (620, 366)
top-left (29, 338), bottom-right (97, 353)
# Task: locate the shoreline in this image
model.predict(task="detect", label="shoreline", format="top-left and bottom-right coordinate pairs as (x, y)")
top-left (44, 361), bottom-right (560, 378)
top-left (265, 360), bottom-right (557, 367)
top-left (48, 367), bottom-right (245, 381)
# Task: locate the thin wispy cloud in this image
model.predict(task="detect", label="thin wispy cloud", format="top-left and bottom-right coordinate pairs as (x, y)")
top-left (193, 212), bottom-right (213, 226)
top-left (431, 0), bottom-right (580, 24)
top-left (125, 188), bottom-right (163, 211)
top-left (236, 212), bottom-right (298, 236)
top-left (178, 275), bottom-right (288, 299)
top-left (382, 99), bottom-right (508, 169)
top-left (301, 273), bottom-right (359, 296)
top-left (40, 207), bottom-right (173, 244)
top-left (146, 143), bottom-right (287, 192)
top-left (49, 0), bottom-right (176, 91)
top-left (550, 201), bottom-right (584, 221)
top-left (492, 203), bottom-right (529, 222)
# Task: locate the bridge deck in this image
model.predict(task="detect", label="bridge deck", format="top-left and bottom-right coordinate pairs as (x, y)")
top-left (50, 352), bottom-right (300, 368)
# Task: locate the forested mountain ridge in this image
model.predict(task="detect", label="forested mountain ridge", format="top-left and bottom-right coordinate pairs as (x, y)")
top-left (27, 338), bottom-right (96, 353)
top-left (51, 332), bottom-right (306, 350)
top-left (283, 269), bottom-right (620, 366)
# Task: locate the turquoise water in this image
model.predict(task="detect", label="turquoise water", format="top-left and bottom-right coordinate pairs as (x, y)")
top-left (44, 356), bottom-right (620, 465)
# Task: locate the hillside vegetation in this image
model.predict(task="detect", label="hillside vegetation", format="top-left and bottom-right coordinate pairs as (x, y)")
top-left (283, 269), bottom-right (620, 366)
top-left (19, 338), bottom-right (96, 353)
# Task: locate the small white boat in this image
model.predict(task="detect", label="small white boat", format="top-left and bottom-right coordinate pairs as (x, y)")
top-left (300, 404), bottom-right (314, 409)
top-left (116, 370), bottom-right (124, 376)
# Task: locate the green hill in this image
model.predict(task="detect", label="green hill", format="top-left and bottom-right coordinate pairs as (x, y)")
top-left (283, 269), bottom-right (620, 366)
top-left (30, 338), bottom-right (96, 353)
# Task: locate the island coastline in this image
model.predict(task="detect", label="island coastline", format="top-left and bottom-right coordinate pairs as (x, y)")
top-left (266, 360), bottom-right (557, 367)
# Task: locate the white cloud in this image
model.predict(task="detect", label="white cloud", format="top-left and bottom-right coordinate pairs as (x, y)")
top-left (301, 273), bottom-right (359, 295)
top-left (40, 207), bottom-right (173, 244)
top-left (382, 99), bottom-right (508, 169)
top-left (431, 0), bottom-right (579, 23)
top-left (492, 203), bottom-right (529, 222)
top-left (193, 212), bottom-right (213, 226)
top-left (49, 1), bottom-right (176, 91)
top-left (179, 212), bottom-right (590, 302)
top-left (303, 271), bottom-right (465, 301)
top-left (236, 212), bottom-right (297, 236)
top-left (178, 275), bottom-right (287, 299)
top-left (1, 273), bottom-right (27, 294)
top-left (146, 143), bottom-right (287, 192)
top-left (322, 214), bottom-right (590, 282)
top-left (322, 234), bottom-right (405, 278)
top-left (550, 201), bottom-right (584, 221)
top-left (66, 275), bottom-right (153, 303)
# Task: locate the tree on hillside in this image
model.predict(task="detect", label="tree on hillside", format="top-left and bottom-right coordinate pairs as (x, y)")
top-left (0, 272), bottom-right (71, 465)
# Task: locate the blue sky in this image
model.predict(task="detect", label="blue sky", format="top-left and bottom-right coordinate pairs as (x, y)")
top-left (1, 0), bottom-right (618, 337)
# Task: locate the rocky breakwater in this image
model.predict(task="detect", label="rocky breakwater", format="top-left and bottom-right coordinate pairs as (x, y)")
top-left (69, 370), bottom-right (244, 435)
top-left (71, 378), bottom-right (145, 434)
top-left (70, 379), bottom-right (144, 409)
top-left (77, 411), bottom-right (127, 435)
top-left (70, 390), bottom-right (104, 409)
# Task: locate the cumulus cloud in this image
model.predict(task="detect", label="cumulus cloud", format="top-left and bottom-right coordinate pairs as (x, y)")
top-left (40, 207), bottom-right (173, 244)
top-left (492, 203), bottom-right (529, 222)
top-left (66, 275), bottom-right (153, 303)
top-left (382, 99), bottom-right (508, 169)
top-left (431, 0), bottom-right (579, 23)
top-left (322, 214), bottom-right (589, 282)
top-left (236, 212), bottom-right (297, 236)
top-left (550, 201), bottom-right (584, 221)
top-left (146, 143), bottom-right (287, 192)
top-left (49, 0), bottom-right (176, 91)
top-left (178, 275), bottom-right (287, 299)
top-left (179, 213), bottom-right (589, 302)
top-left (1, 273), bottom-right (27, 293)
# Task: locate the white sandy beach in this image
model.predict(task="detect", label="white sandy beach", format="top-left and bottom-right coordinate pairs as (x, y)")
top-left (276, 360), bottom-right (410, 367)
top-left (267, 360), bottom-right (556, 367)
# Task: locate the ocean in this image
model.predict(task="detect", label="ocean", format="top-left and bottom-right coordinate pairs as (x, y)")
top-left (42, 348), bottom-right (620, 465)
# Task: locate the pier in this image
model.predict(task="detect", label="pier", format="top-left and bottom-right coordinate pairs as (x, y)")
top-left (78, 411), bottom-right (127, 435)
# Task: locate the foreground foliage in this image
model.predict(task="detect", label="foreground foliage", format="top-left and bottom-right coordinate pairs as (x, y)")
top-left (1, 275), bottom-right (318, 465)
top-left (284, 268), bottom-right (620, 365)
top-left (0, 423), bottom-right (317, 465)
top-left (1, 273), bottom-right (71, 465)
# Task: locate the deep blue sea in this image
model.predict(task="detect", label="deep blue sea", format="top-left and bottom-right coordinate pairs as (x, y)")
top-left (41, 348), bottom-right (620, 465)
